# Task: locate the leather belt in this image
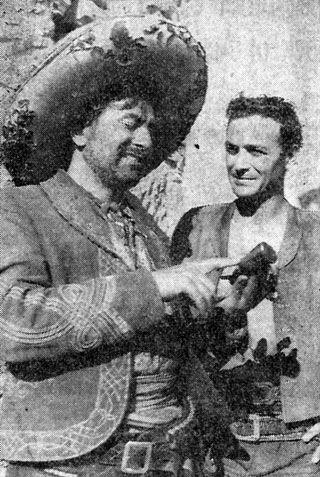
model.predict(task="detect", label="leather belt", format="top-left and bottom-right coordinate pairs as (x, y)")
top-left (231, 414), bottom-right (314, 442)
top-left (105, 438), bottom-right (179, 474)
top-left (98, 397), bottom-right (196, 474)
top-left (7, 441), bottom-right (183, 477)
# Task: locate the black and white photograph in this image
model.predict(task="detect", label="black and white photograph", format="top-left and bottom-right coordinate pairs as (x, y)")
top-left (0, 1), bottom-right (320, 476)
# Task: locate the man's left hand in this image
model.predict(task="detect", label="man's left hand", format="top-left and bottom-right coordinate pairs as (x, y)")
top-left (302, 425), bottom-right (320, 463)
top-left (218, 274), bottom-right (262, 315)
top-left (218, 263), bottom-right (278, 315)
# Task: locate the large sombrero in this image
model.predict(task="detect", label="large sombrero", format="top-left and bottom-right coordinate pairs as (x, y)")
top-left (1, 14), bottom-right (207, 185)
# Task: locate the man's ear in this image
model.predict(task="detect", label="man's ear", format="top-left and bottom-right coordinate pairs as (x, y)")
top-left (72, 133), bottom-right (87, 148)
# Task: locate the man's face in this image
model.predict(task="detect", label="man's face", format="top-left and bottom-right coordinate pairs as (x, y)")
top-left (225, 115), bottom-right (284, 199)
top-left (79, 98), bottom-right (157, 190)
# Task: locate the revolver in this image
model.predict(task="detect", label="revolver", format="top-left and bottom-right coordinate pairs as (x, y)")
top-left (226, 242), bottom-right (277, 285)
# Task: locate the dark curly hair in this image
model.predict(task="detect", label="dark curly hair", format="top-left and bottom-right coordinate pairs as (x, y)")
top-left (226, 95), bottom-right (303, 159)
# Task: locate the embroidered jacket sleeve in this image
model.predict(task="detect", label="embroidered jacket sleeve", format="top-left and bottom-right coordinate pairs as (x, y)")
top-left (0, 192), bottom-right (164, 363)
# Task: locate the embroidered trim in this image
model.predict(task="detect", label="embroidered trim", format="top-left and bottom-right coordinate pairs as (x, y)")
top-left (0, 355), bottom-right (131, 461)
top-left (0, 277), bottom-right (130, 350)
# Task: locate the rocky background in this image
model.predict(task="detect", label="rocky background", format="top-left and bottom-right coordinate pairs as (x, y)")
top-left (0, 0), bottom-right (320, 235)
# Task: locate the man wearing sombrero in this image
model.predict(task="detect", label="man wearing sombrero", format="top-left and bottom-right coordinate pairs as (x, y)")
top-left (0, 15), bottom-right (254, 476)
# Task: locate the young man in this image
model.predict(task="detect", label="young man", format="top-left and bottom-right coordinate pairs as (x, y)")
top-left (0, 16), bottom-right (248, 477)
top-left (172, 95), bottom-right (320, 475)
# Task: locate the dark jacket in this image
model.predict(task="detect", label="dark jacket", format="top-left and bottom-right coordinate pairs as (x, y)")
top-left (0, 171), bottom-right (168, 461)
top-left (0, 171), bottom-right (231, 462)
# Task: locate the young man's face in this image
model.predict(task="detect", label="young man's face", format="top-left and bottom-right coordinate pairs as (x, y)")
top-left (78, 98), bottom-right (158, 190)
top-left (225, 115), bottom-right (285, 199)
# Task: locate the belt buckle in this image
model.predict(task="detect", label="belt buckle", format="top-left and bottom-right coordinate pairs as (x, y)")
top-left (252, 381), bottom-right (277, 407)
top-left (249, 414), bottom-right (261, 442)
top-left (121, 441), bottom-right (152, 474)
top-left (231, 414), bottom-right (262, 442)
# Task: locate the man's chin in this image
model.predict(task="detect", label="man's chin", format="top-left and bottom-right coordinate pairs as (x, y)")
top-left (232, 187), bottom-right (259, 199)
top-left (99, 169), bottom-right (145, 190)
top-left (230, 181), bottom-right (264, 199)
top-left (119, 172), bottom-right (148, 190)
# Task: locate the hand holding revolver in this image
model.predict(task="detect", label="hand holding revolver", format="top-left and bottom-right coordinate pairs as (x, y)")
top-left (218, 242), bottom-right (278, 314)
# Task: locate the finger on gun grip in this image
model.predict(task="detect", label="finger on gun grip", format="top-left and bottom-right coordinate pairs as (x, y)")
top-left (192, 257), bottom-right (242, 274)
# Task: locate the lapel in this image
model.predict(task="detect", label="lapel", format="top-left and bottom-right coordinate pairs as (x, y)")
top-left (277, 203), bottom-right (302, 269)
top-left (40, 170), bottom-right (136, 270)
top-left (217, 202), bottom-right (235, 256)
top-left (207, 202), bottom-right (235, 257)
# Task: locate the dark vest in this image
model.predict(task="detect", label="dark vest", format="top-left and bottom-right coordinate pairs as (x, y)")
top-left (172, 201), bottom-right (320, 423)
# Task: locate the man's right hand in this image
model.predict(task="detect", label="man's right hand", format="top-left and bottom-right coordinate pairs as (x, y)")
top-left (152, 257), bottom-right (240, 317)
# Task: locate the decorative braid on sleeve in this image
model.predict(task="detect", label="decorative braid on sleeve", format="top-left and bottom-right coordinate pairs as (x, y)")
top-left (0, 276), bottom-right (132, 355)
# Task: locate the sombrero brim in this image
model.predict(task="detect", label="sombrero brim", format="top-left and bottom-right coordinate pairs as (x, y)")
top-left (2, 15), bottom-right (207, 185)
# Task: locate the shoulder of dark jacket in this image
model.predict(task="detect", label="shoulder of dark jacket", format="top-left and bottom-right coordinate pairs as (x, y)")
top-left (170, 202), bottom-right (231, 264)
